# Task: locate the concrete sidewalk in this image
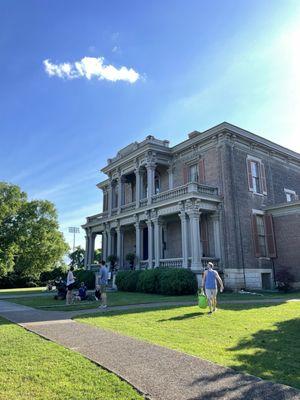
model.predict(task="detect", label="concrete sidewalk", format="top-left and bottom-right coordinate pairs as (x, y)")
top-left (0, 299), bottom-right (299, 400)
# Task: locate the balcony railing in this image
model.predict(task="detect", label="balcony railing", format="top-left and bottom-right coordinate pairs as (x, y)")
top-left (152, 185), bottom-right (188, 204)
top-left (139, 198), bottom-right (147, 207)
top-left (159, 258), bottom-right (183, 268)
top-left (121, 202), bottom-right (136, 212)
top-left (86, 183), bottom-right (218, 225)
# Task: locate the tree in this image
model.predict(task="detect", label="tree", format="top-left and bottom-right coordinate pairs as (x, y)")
top-left (94, 248), bottom-right (102, 264)
top-left (0, 182), bottom-right (69, 280)
top-left (69, 246), bottom-right (85, 268)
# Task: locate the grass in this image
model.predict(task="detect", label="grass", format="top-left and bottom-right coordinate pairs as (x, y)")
top-left (0, 316), bottom-right (143, 400)
top-left (6, 290), bottom-right (300, 312)
top-left (0, 287), bottom-right (46, 296)
top-left (6, 291), bottom-right (196, 311)
top-left (76, 302), bottom-right (300, 389)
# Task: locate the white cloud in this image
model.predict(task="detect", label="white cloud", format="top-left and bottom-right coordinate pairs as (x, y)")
top-left (43, 56), bottom-right (140, 83)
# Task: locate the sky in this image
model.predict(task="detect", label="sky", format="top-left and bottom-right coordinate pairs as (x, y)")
top-left (1, 0), bottom-right (300, 250)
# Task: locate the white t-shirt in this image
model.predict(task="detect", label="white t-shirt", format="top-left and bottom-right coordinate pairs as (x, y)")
top-left (67, 270), bottom-right (75, 286)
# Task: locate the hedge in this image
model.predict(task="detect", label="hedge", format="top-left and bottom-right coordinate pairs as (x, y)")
top-left (74, 269), bottom-right (95, 290)
top-left (116, 268), bottom-right (197, 295)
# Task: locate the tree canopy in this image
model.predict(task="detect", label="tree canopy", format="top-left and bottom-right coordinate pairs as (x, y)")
top-left (0, 182), bottom-right (69, 280)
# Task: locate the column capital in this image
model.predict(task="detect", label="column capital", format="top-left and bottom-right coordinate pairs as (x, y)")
top-left (146, 162), bottom-right (156, 170)
top-left (179, 211), bottom-right (187, 221)
top-left (186, 208), bottom-right (201, 219)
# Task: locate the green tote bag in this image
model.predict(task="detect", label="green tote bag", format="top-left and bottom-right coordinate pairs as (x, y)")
top-left (198, 292), bottom-right (207, 309)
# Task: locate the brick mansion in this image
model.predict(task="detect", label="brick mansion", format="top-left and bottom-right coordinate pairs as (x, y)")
top-left (82, 122), bottom-right (300, 290)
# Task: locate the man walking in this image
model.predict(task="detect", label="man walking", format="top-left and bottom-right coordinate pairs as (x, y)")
top-left (98, 260), bottom-right (109, 309)
top-left (202, 262), bottom-right (224, 314)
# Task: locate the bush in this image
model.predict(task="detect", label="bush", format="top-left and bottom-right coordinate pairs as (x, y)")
top-left (74, 269), bottom-right (95, 290)
top-left (137, 269), bottom-right (161, 293)
top-left (0, 273), bottom-right (39, 289)
top-left (40, 265), bottom-right (68, 285)
top-left (116, 268), bottom-right (197, 295)
top-left (159, 268), bottom-right (198, 295)
top-left (115, 271), bottom-right (142, 292)
top-left (276, 269), bottom-right (295, 293)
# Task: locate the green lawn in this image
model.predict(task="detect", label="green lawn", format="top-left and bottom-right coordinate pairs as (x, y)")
top-left (6, 290), bottom-right (300, 312)
top-left (6, 291), bottom-right (196, 311)
top-left (0, 287), bottom-right (47, 296)
top-left (76, 302), bottom-right (300, 389)
top-left (0, 317), bottom-right (143, 400)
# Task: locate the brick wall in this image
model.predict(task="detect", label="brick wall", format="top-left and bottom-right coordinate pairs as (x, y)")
top-left (273, 213), bottom-right (300, 285)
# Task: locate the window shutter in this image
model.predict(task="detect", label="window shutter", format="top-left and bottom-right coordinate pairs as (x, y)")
top-left (251, 214), bottom-right (260, 257)
top-left (198, 159), bottom-right (205, 183)
top-left (264, 214), bottom-right (277, 258)
top-left (247, 159), bottom-right (253, 191)
top-left (183, 165), bottom-right (188, 184)
top-left (200, 218), bottom-right (209, 257)
top-left (260, 163), bottom-right (267, 194)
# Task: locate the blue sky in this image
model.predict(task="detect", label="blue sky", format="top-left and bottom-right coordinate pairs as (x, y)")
top-left (1, 0), bottom-right (300, 249)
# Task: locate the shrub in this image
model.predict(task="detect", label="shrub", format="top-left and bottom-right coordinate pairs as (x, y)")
top-left (74, 269), bottom-right (95, 290)
top-left (276, 269), bottom-right (295, 293)
top-left (159, 268), bottom-right (198, 295)
top-left (115, 271), bottom-right (142, 292)
top-left (116, 268), bottom-right (197, 295)
top-left (40, 265), bottom-right (68, 285)
top-left (136, 269), bottom-right (161, 293)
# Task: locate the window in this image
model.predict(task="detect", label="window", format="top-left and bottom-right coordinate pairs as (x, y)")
top-left (252, 213), bottom-right (277, 258)
top-left (256, 215), bottom-right (267, 257)
top-left (189, 164), bottom-right (198, 182)
top-left (284, 188), bottom-right (297, 203)
top-left (251, 161), bottom-right (261, 193)
top-left (247, 157), bottom-right (267, 195)
top-left (183, 159), bottom-right (205, 184)
top-left (154, 172), bottom-right (160, 194)
top-left (103, 192), bottom-right (108, 211)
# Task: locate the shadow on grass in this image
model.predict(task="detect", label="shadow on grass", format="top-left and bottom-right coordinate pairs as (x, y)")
top-left (158, 311), bottom-right (206, 322)
top-left (187, 317), bottom-right (300, 399)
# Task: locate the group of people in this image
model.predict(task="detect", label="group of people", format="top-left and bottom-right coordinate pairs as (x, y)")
top-left (65, 259), bottom-right (223, 314)
top-left (66, 260), bottom-right (109, 308)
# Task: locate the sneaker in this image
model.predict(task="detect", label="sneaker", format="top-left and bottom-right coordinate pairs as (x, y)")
top-left (208, 310), bottom-right (212, 314)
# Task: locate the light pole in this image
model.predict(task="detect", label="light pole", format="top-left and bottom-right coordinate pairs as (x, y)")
top-left (68, 227), bottom-right (80, 251)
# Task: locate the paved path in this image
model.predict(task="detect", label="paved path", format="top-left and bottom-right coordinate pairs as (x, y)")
top-left (0, 300), bottom-right (299, 400)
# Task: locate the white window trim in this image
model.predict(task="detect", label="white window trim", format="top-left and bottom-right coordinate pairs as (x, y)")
top-left (284, 188), bottom-right (296, 195)
top-left (247, 155), bottom-right (267, 196)
top-left (252, 209), bottom-right (264, 215)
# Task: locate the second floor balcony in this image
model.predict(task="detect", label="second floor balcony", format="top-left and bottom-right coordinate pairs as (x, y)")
top-left (85, 181), bottom-right (220, 226)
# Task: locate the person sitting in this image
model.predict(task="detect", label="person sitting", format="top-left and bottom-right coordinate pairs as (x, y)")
top-left (94, 285), bottom-right (101, 301)
top-left (77, 282), bottom-right (87, 301)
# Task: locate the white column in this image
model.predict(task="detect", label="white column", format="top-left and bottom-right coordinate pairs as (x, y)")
top-left (117, 175), bottom-right (123, 212)
top-left (179, 212), bottom-right (188, 268)
top-left (107, 228), bottom-right (112, 257)
top-left (116, 226), bottom-right (122, 267)
top-left (153, 217), bottom-right (161, 268)
top-left (87, 233), bottom-right (95, 268)
top-left (187, 209), bottom-right (202, 270)
top-left (84, 234), bottom-right (89, 269)
top-left (146, 163), bottom-right (156, 205)
top-left (168, 166), bottom-right (174, 190)
top-left (135, 167), bottom-right (141, 208)
top-left (212, 212), bottom-right (221, 259)
top-left (135, 221), bottom-right (141, 269)
top-left (147, 219), bottom-right (153, 268)
top-left (102, 231), bottom-right (107, 261)
top-left (107, 183), bottom-right (112, 216)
